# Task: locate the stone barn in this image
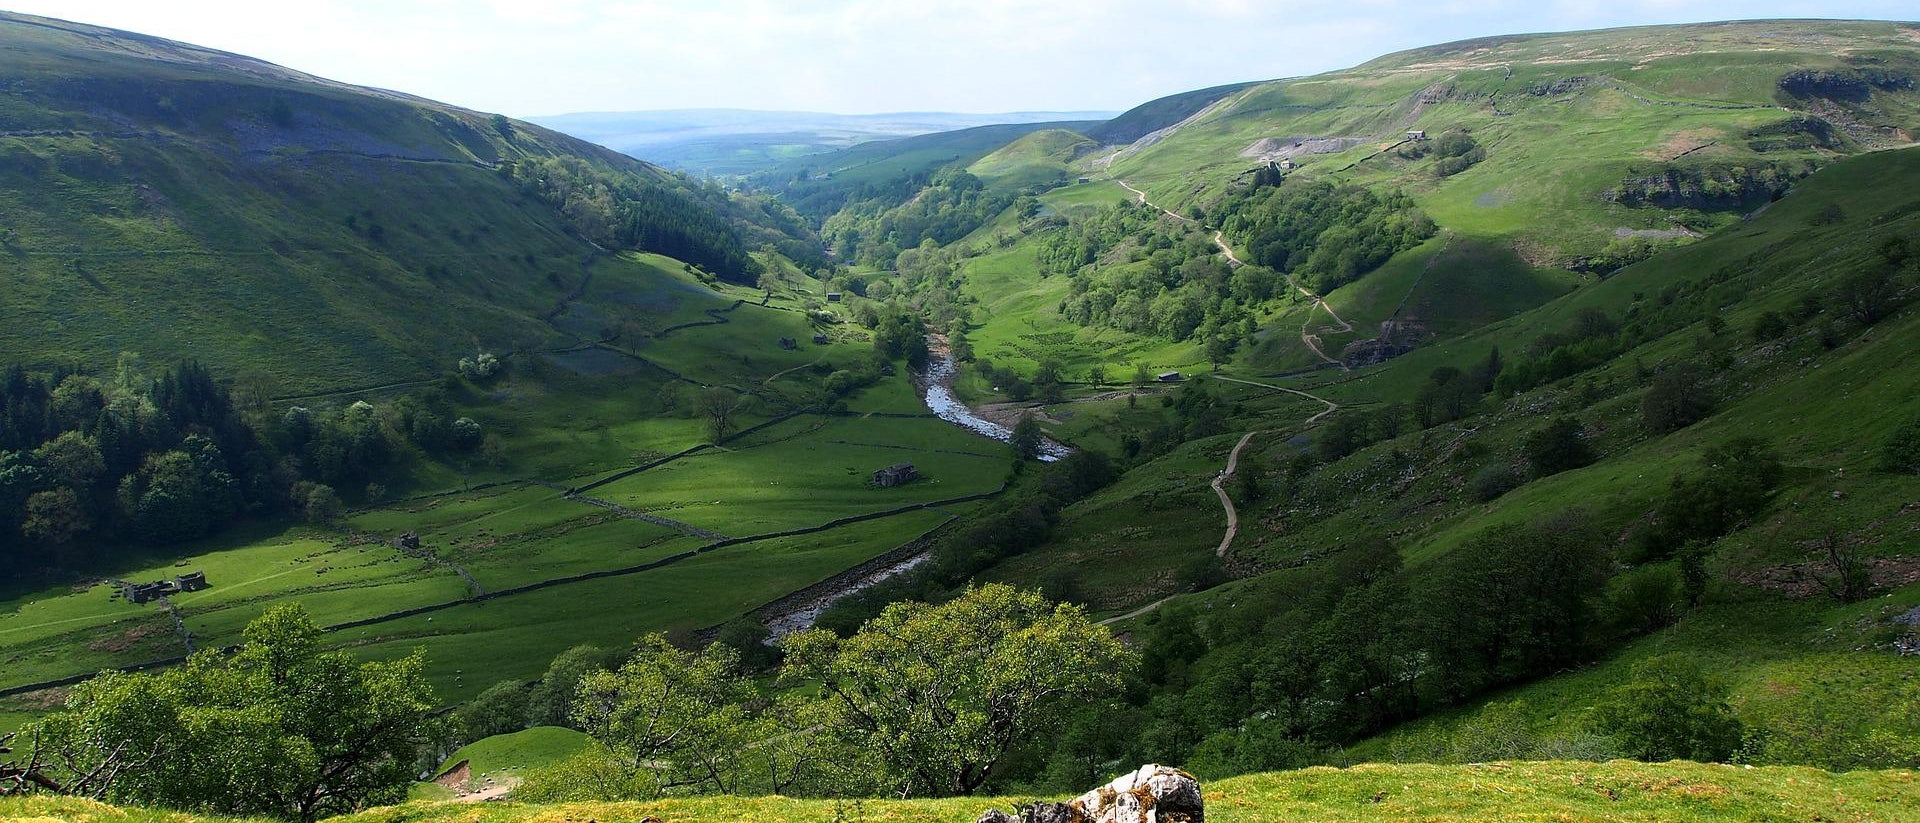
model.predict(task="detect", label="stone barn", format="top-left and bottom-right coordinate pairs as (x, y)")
top-left (872, 463), bottom-right (919, 487)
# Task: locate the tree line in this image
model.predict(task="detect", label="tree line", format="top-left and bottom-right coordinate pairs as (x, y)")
top-left (0, 360), bottom-right (491, 579)
top-left (499, 156), bottom-right (762, 283)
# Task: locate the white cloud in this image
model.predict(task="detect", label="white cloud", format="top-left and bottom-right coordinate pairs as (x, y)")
top-left (5, 1), bottom-right (1914, 115)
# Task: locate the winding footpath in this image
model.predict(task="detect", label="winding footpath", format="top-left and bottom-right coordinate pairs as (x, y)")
top-left (1117, 179), bottom-right (1353, 368)
top-left (1206, 376), bottom-right (1340, 558)
top-left (1109, 178), bottom-right (1350, 567)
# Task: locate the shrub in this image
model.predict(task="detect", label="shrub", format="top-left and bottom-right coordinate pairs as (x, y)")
top-left (1468, 463), bottom-right (1524, 501)
top-left (1749, 310), bottom-right (1790, 341)
top-left (1524, 417), bottom-right (1595, 477)
top-left (1600, 563), bottom-right (1685, 637)
top-left (1641, 364), bottom-right (1714, 433)
top-left (1589, 654), bottom-right (1743, 762)
top-left (1878, 413), bottom-right (1920, 473)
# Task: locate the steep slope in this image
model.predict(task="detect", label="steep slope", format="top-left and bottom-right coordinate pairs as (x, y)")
top-left (970, 144), bottom-right (1920, 776)
top-left (1111, 20), bottom-right (1920, 267)
top-left (0, 12), bottom-right (763, 392)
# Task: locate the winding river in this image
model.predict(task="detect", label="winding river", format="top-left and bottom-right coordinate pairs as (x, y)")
top-left (754, 342), bottom-right (1071, 637)
top-left (919, 345), bottom-right (1071, 461)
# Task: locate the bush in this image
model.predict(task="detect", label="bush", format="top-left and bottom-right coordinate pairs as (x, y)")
top-left (1878, 413), bottom-right (1920, 473)
top-left (1749, 310), bottom-right (1790, 342)
top-left (1642, 364), bottom-right (1714, 433)
top-left (1185, 717), bottom-right (1320, 779)
top-left (1524, 417), bottom-right (1595, 477)
top-left (1589, 654), bottom-right (1743, 763)
top-left (1600, 563), bottom-right (1684, 637)
top-left (458, 352), bottom-right (502, 380)
top-left (1468, 464), bottom-right (1524, 501)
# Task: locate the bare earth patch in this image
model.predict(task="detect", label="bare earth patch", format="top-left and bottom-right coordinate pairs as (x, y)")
top-left (1733, 556), bottom-right (1920, 598)
top-left (432, 759), bottom-right (521, 803)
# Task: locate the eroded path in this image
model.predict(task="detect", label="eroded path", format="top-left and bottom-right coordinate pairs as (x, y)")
top-left (1208, 375), bottom-right (1339, 558)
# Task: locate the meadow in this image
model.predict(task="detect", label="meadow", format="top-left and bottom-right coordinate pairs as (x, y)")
top-left (0, 257), bottom-right (1015, 726)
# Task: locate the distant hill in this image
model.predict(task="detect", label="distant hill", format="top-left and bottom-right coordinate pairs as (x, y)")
top-left (0, 12), bottom-right (785, 392)
top-left (531, 108), bottom-right (1118, 176)
top-left (749, 120), bottom-right (1105, 219)
top-left (1085, 80), bottom-right (1262, 144)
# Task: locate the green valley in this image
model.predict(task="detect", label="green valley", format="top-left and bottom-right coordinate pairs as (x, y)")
top-left (4, 9), bottom-right (1920, 823)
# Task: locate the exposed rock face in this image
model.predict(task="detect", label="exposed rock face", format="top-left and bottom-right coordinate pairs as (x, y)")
top-left (976, 764), bottom-right (1202, 823)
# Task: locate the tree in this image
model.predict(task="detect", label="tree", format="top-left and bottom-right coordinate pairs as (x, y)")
top-left (1205, 336), bottom-right (1234, 370)
top-left (1641, 364), bottom-right (1714, 433)
top-left (1010, 413), bottom-right (1045, 461)
top-left (455, 680), bottom-right (530, 744)
top-left (570, 634), bottom-right (757, 795)
top-left (298, 483), bottom-right (344, 526)
top-left (1589, 655), bottom-right (1743, 762)
top-left (1414, 366), bottom-right (1479, 428)
top-left (526, 645), bottom-right (620, 728)
top-left (29, 605), bottom-right (434, 821)
top-left (1524, 417), bottom-right (1595, 477)
top-left (1832, 268), bottom-right (1899, 326)
top-left (1416, 514), bottom-right (1609, 698)
top-left (697, 388), bottom-right (745, 442)
top-left (781, 585), bottom-right (1133, 797)
top-left (1645, 437), bottom-right (1782, 557)
top-left (21, 487), bottom-right (88, 546)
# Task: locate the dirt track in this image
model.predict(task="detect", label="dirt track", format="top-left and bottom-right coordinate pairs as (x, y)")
top-left (1117, 179), bottom-right (1352, 369)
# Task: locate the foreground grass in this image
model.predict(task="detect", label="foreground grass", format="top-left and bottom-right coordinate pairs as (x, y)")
top-left (7, 761), bottom-right (1917, 822)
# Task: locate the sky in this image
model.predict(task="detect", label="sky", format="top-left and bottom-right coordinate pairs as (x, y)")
top-left (6, 1), bottom-right (1916, 117)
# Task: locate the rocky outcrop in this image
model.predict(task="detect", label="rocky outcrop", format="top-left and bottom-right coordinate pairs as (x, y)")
top-left (977, 764), bottom-right (1203, 823)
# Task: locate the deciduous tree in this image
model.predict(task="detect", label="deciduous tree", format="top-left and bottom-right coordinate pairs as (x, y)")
top-left (29, 605), bottom-right (434, 821)
top-left (781, 585), bottom-right (1132, 797)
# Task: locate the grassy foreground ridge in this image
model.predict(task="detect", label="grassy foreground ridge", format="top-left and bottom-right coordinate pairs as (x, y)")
top-left (5, 761), bottom-right (1917, 822)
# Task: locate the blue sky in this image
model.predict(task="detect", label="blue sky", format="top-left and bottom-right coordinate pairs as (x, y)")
top-left (7, 1), bottom-right (1916, 116)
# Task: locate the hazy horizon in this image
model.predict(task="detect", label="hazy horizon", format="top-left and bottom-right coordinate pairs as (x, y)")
top-left (4, 2), bottom-right (1916, 118)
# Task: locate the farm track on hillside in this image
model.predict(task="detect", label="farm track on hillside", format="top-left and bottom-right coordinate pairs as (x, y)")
top-left (1116, 179), bottom-right (1352, 368)
top-left (1110, 180), bottom-right (1349, 567)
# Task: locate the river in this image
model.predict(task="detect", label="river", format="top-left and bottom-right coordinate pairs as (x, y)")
top-left (753, 341), bottom-right (1070, 637)
top-left (918, 344), bottom-right (1071, 462)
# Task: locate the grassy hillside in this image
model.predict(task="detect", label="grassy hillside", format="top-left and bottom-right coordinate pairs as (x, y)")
top-left (7, 761), bottom-right (1918, 822)
top-left (1111, 20), bottom-right (1920, 267)
top-left (949, 142), bottom-right (1920, 781)
top-left (0, 12), bottom-right (761, 393)
top-left (967, 129), bottom-right (1099, 192)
